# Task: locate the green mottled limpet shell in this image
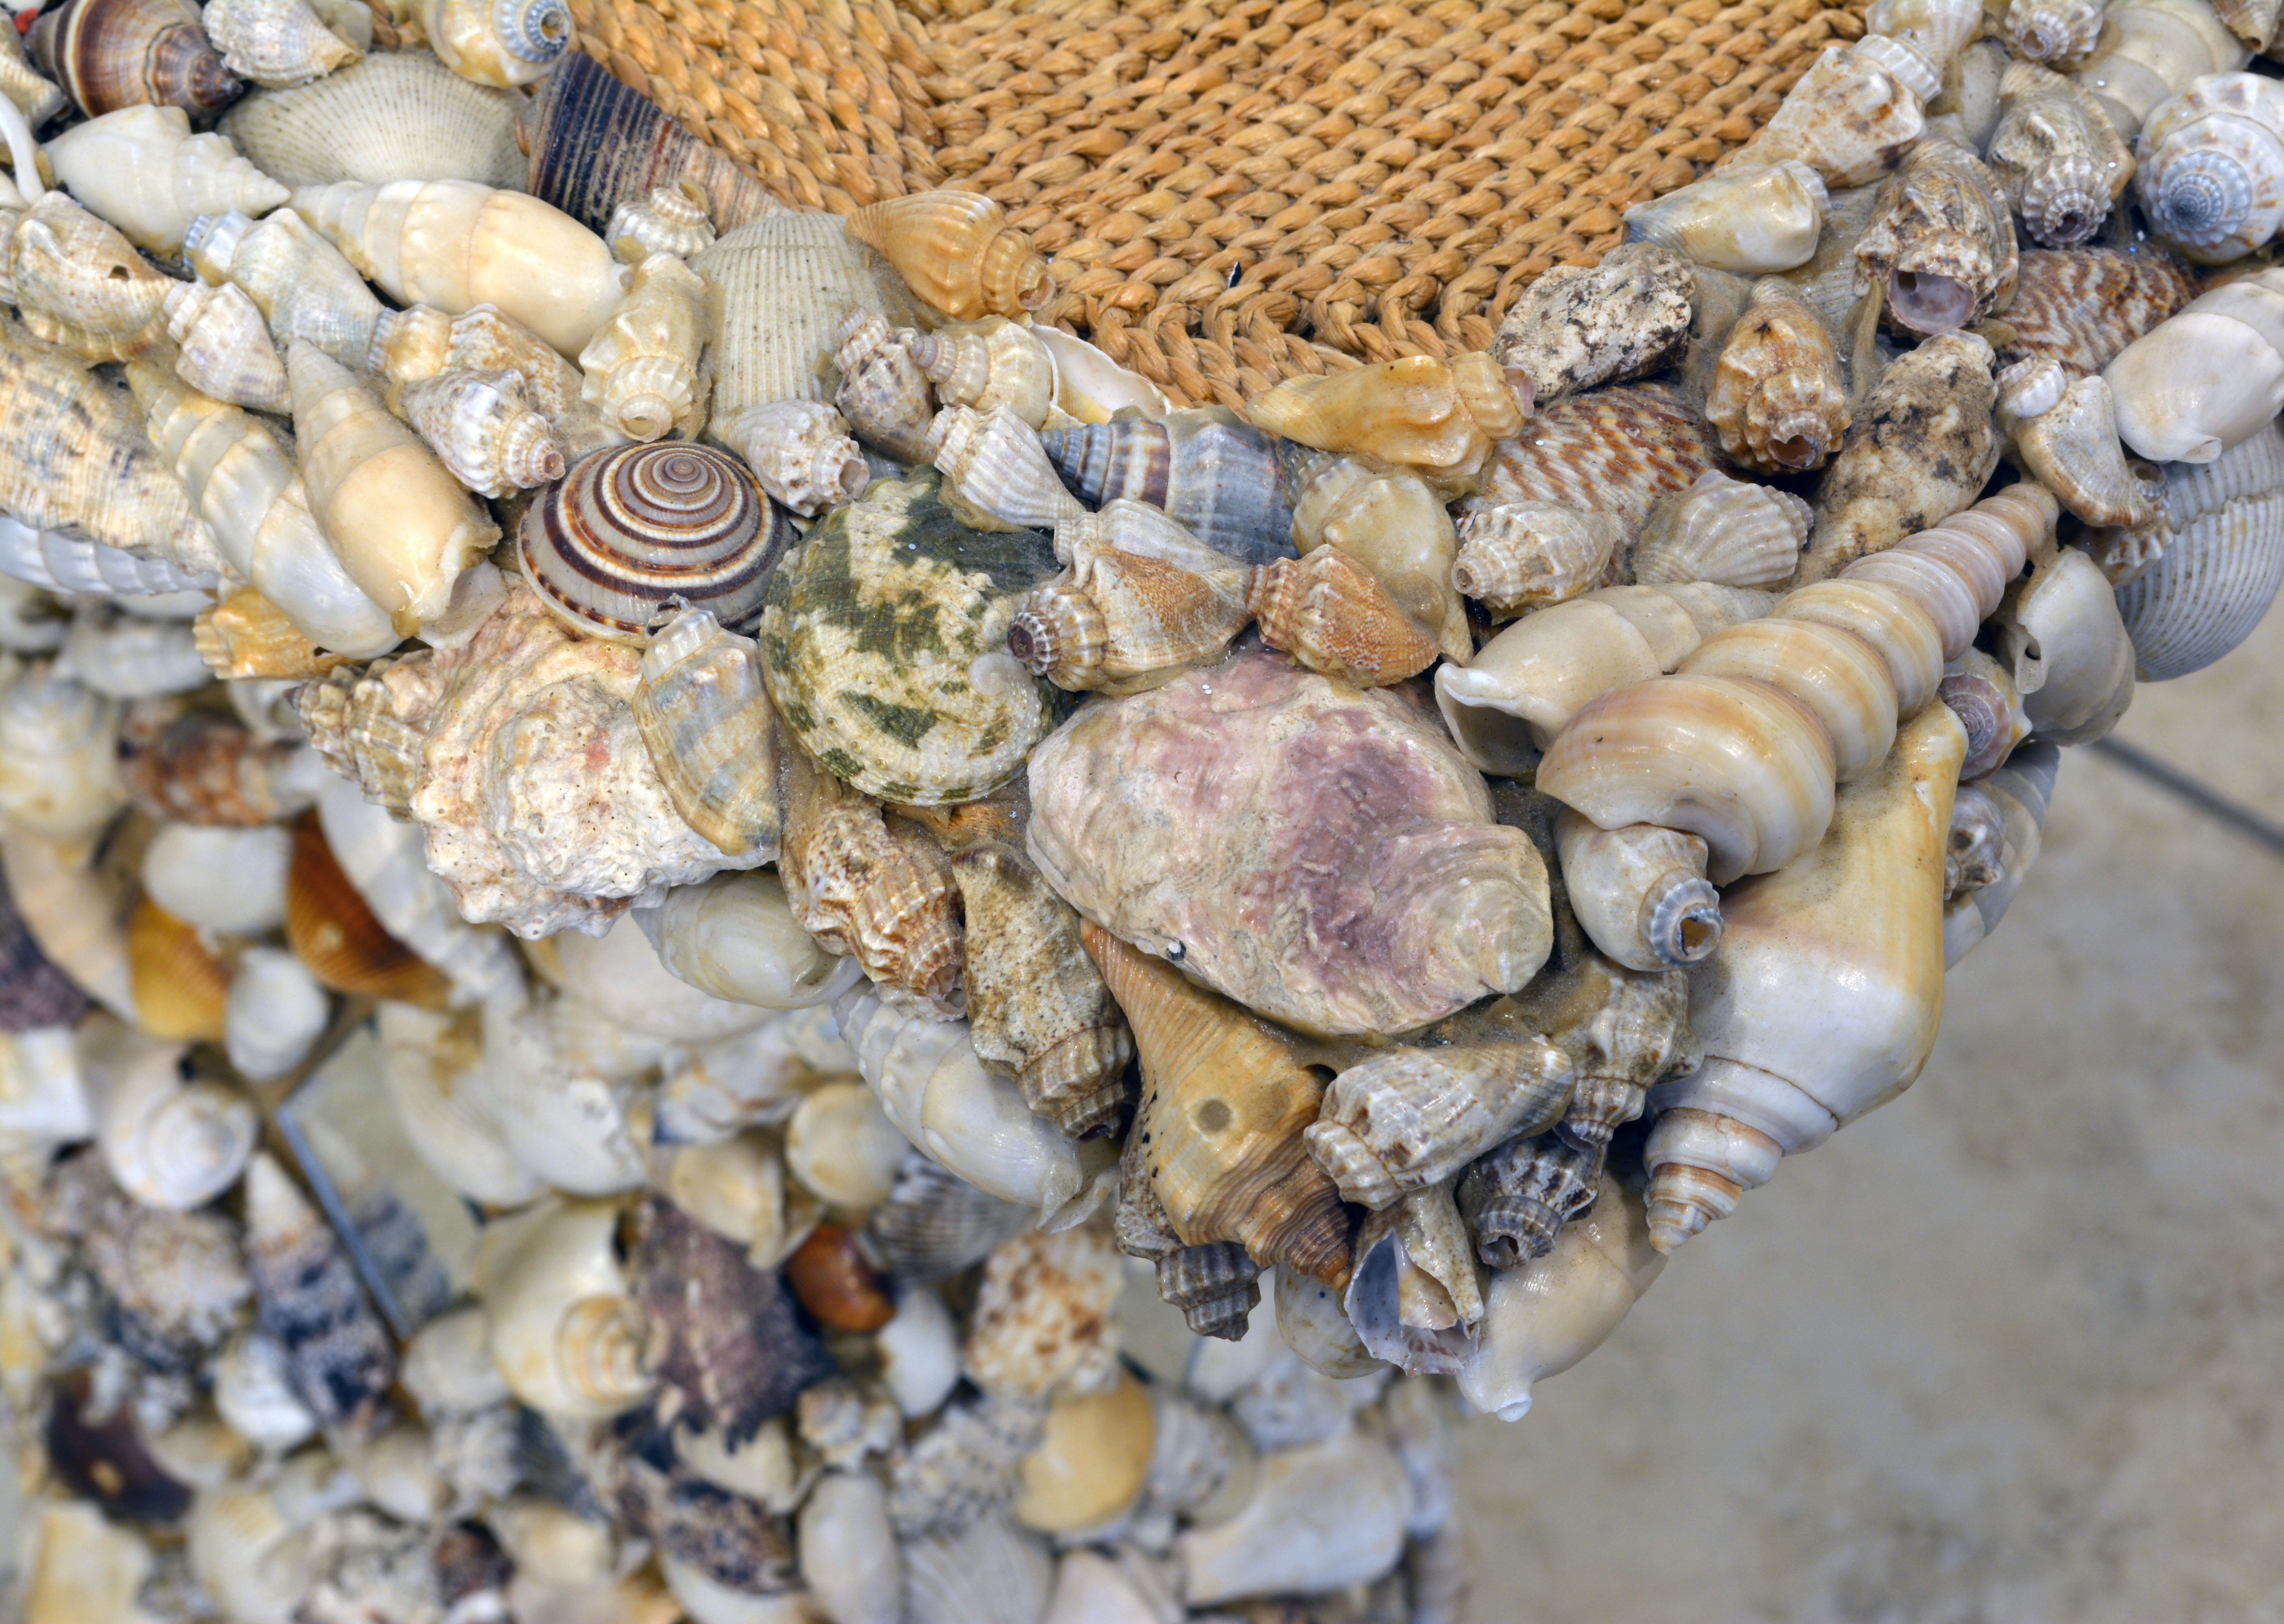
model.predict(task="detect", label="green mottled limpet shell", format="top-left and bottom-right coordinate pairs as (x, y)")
top-left (761, 470), bottom-right (1061, 805)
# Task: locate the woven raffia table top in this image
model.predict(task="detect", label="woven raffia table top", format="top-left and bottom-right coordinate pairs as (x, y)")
top-left (566, 0), bottom-right (1871, 406)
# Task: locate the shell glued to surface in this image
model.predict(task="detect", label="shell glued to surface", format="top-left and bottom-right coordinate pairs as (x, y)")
top-left (1490, 244), bottom-right (1694, 404)
top-left (164, 279), bottom-right (289, 415)
top-left (1852, 138), bottom-right (2020, 336)
top-left (1010, 529), bottom-right (1253, 697)
top-left (28, 0), bottom-right (242, 122)
top-left (1986, 63), bottom-right (2133, 250)
top-left (1449, 503), bottom-right (1625, 618)
top-left (2103, 264), bottom-right (2284, 464)
top-left (43, 106), bottom-right (288, 258)
top-left (1721, 41), bottom-right (1927, 188)
top-left (1705, 276), bottom-right (1852, 475)
top-left (1623, 161), bottom-right (1831, 275)
top-left (186, 207), bottom-right (385, 374)
top-left (845, 190), bottom-right (1049, 322)
top-left (1249, 353), bottom-right (1530, 488)
top-left (199, 0), bottom-right (359, 88)
top-left (395, 367), bottom-right (567, 498)
top-left (1041, 407), bottom-right (1301, 566)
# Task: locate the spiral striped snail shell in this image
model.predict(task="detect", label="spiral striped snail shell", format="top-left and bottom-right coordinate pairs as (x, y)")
top-left (518, 441), bottom-right (792, 644)
top-left (29, 0), bottom-right (242, 123)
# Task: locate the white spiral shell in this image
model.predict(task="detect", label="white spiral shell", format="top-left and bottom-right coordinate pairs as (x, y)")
top-left (2135, 71), bottom-right (2284, 261)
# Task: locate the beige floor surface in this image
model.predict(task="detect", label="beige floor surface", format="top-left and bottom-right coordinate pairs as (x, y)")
top-left (1456, 628), bottom-right (2284, 1624)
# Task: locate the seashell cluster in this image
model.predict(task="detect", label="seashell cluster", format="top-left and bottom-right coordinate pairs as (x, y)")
top-left (0, 17), bottom-right (2269, 1612)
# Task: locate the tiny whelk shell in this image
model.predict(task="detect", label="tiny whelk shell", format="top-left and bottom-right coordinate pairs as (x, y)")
top-left (1852, 138), bottom-right (2019, 336)
top-left (1305, 1036), bottom-right (1573, 1211)
top-left (2009, 372), bottom-right (2161, 530)
top-left (1175, 1427), bottom-right (1412, 1603)
top-left (1040, 407), bottom-right (1302, 566)
top-left (2103, 263), bottom-right (2284, 464)
top-left (1944, 740), bottom-right (2059, 963)
top-left (371, 301), bottom-right (612, 452)
top-left (245, 1151), bottom-right (397, 1433)
top-left (634, 607), bottom-right (782, 860)
top-left (1798, 330), bottom-right (2000, 583)
top-left (1250, 545), bottom-right (1442, 687)
top-left (1248, 353), bottom-right (1531, 487)
top-left (290, 341), bottom-right (501, 635)
top-left (1556, 812), bottom-right (1725, 971)
top-left (184, 207), bottom-right (384, 374)
top-left (1490, 243), bottom-right (1694, 404)
top-left (2007, 0), bottom-right (2107, 63)
top-left (604, 179), bottom-right (714, 262)
top-left (473, 1199), bottom-right (657, 1422)
top-left (396, 367), bottom-right (567, 497)
top-left (1632, 470), bottom-right (1811, 588)
top-left (1085, 926), bottom-right (1349, 1283)
top-left (761, 469), bottom-right (1058, 806)
top-left (578, 251), bottom-right (713, 443)
top-left (720, 400), bottom-right (867, 519)
top-left (1939, 648), bottom-right (2033, 778)
top-left (953, 844), bottom-right (1131, 1138)
top-left (845, 190), bottom-right (1050, 322)
top-left (419, 0), bottom-right (571, 89)
top-left (1623, 160), bottom-right (1830, 274)
top-left (220, 52), bottom-right (524, 190)
top-left (2072, 0), bottom-right (2249, 141)
top-left (1705, 276), bottom-right (1851, 475)
top-left (290, 178), bottom-right (624, 358)
top-left (1032, 651), bottom-right (1554, 1039)
top-left (929, 403), bottom-right (1090, 531)
top-left (1721, 41), bottom-right (1926, 188)
top-left (199, 0), bottom-right (358, 88)
top-left (91, 1021), bottom-right (254, 1205)
top-left (1471, 381), bottom-right (1731, 532)
top-left (43, 106), bottom-right (287, 258)
top-left (1343, 1184), bottom-right (1483, 1373)
top-left (164, 279), bottom-right (288, 414)
top-left (1997, 354), bottom-right (2070, 420)
top-left (1288, 451), bottom-right (1471, 661)
top-left (519, 440), bottom-right (788, 644)
top-left (832, 309), bottom-right (936, 464)
top-left (779, 748), bottom-right (963, 1015)
top-left (1431, 581), bottom-right (1772, 776)
top-left (910, 316), bottom-right (1057, 429)
top-left (1009, 542), bottom-right (1252, 695)
top-left (28, 0), bottom-right (242, 122)
top-left (2137, 71), bottom-right (2284, 262)
top-left (1448, 502), bottom-right (1625, 617)
top-left (9, 192), bottom-right (171, 364)
top-left (1642, 703), bottom-right (1962, 1253)
top-left (1456, 1173), bottom-right (1664, 1421)
top-left (1985, 62), bottom-right (2134, 250)
top-left (2110, 419), bottom-right (2284, 678)
top-left (0, 662), bottom-right (124, 845)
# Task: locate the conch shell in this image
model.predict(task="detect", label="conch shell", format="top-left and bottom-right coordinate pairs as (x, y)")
top-left (1642, 703), bottom-right (1964, 1251)
top-left (2102, 263), bottom-right (2284, 464)
top-left (1852, 138), bottom-right (2019, 335)
top-left (1288, 451), bottom-right (1471, 661)
top-left (604, 179), bottom-right (714, 262)
top-left (1248, 354), bottom-right (1530, 488)
top-left (42, 106), bottom-right (288, 257)
top-left (844, 190), bottom-right (1050, 321)
top-left (832, 309), bottom-right (935, 465)
top-left (1621, 160), bottom-right (1830, 275)
top-left (1085, 924), bottom-right (1349, 1284)
top-left (1985, 62), bottom-right (2134, 249)
top-left (577, 251), bottom-right (713, 443)
top-left (910, 316), bottom-right (1055, 428)
top-left (719, 400), bottom-right (866, 518)
top-left (1704, 276), bottom-right (1851, 475)
top-left (2136, 71), bottom-right (2284, 262)
top-left (1248, 546), bottom-right (1441, 687)
top-left (1041, 408), bottom-right (1302, 566)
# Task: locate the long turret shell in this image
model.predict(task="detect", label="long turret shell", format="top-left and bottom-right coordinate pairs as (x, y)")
top-left (43, 106), bottom-right (287, 257)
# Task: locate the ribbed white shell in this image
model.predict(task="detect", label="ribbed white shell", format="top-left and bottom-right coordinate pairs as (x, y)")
top-left (218, 51), bottom-right (526, 190)
top-left (2116, 419), bottom-right (2284, 678)
top-left (0, 515), bottom-right (218, 597)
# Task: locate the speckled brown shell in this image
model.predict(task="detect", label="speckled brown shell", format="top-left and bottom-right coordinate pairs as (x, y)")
top-left (1469, 382), bottom-right (1732, 532)
top-left (1993, 247), bottom-right (2199, 379)
top-left (1852, 138), bottom-right (2020, 335)
top-left (1247, 548), bottom-right (1442, 687)
top-left (119, 710), bottom-right (315, 826)
top-left (1705, 277), bottom-right (1852, 475)
top-left (1490, 243), bottom-right (1695, 405)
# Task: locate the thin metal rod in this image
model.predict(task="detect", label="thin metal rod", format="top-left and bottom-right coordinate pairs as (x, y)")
top-left (2087, 736), bottom-right (2284, 864)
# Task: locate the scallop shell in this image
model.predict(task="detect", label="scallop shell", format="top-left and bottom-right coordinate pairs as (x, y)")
top-left (846, 190), bottom-right (1050, 323)
top-left (1489, 243), bottom-right (1694, 405)
top-left (1705, 276), bottom-right (1851, 475)
top-left (579, 251), bottom-right (713, 443)
top-left (1008, 543), bottom-right (1252, 696)
top-left (244, 1152), bottom-right (396, 1436)
top-left (9, 191), bottom-right (172, 364)
top-left (1722, 41), bottom-right (1926, 188)
top-left (2135, 70), bottom-right (2284, 262)
top-left (865, 1151), bottom-right (1032, 1282)
top-left (2071, 0), bottom-right (2250, 141)
top-left (1040, 408), bottom-right (1303, 566)
top-left (1247, 353), bottom-right (1530, 487)
top-left (1448, 503), bottom-right (1626, 617)
top-left (519, 440), bottom-right (788, 644)
top-left (28, 0), bottom-right (242, 122)
top-left (420, 0), bottom-right (570, 90)
top-left (1852, 138), bottom-right (2020, 335)
top-left (1994, 246), bottom-right (2197, 382)
top-left (1249, 546), bottom-right (1441, 686)
top-left (719, 401), bottom-right (868, 518)
top-left (910, 317), bottom-right (1056, 429)
top-left (1631, 471), bottom-right (1812, 589)
top-left (2006, 0), bottom-right (2107, 63)
top-left (164, 279), bottom-right (288, 414)
top-left (761, 469), bottom-right (1057, 806)
top-left (953, 845), bottom-right (1132, 1139)
top-left (42, 105), bottom-right (289, 257)
top-left (185, 207), bottom-right (385, 374)
top-left (1985, 63), bottom-right (2134, 249)
top-left (1030, 650), bottom-right (1553, 1040)
top-left (219, 50), bottom-right (525, 189)
top-left (1470, 382), bottom-right (1730, 532)
top-left (125, 895), bottom-right (232, 1041)
top-left (397, 367), bottom-right (566, 497)
top-left (1621, 160), bottom-right (1831, 276)
top-left (2010, 371), bottom-right (2160, 529)
top-left (519, 50), bottom-right (780, 238)
top-left (695, 214), bottom-right (935, 424)
top-left (2112, 418), bottom-right (2284, 678)
top-left (199, 0), bottom-right (358, 89)
top-left (1799, 331), bottom-right (2000, 583)
top-left (778, 747), bottom-right (963, 1014)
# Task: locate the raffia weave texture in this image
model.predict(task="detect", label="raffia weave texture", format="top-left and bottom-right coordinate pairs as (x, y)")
top-left (566, 0), bottom-right (1869, 406)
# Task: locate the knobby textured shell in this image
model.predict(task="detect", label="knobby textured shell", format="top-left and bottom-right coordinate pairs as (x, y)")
top-left (1985, 62), bottom-right (2134, 249)
top-left (1490, 243), bottom-right (1694, 404)
top-left (719, 400), bottom-right (866, 518)
top-left (1852, 138), bottom-right (2020, 335)
top-left (29, 0), bottom-right (242, 122)
top-left (2011, 372), bottom-right (2161, 529)
top-left (519, 441), bottom-right (789, 644)
top-left (2136, 70), bottom-right (2284, 261)
top-left (1249, 546), bottom-right (1442, 687)
top-left (761, 471), bottom-right (1059, 807)
top-left (577, 251), bottom-right (712, 442)
top-left (9, 192), bottom-right (174, 364)
top-left (2113, 419), bottom-right (2284, 678)
top-left (603, 180), bottom-right (715, 263)
top-left (1706, 276), bottom-right (1852, 475)
top-left (1008, 542), bottom-right (1253, 696)
top-left (398, 367), bottom-right (567, 498)
top-left (832, 310), bottom-right (936, 464)
top-left (1449, 502), bottom-right (1626, 616)
top-left (845, 190), bottom-right (1050, 322)
top-left (219, 51), bottom-right (525, 189)
top-left (2006, 0), bottom-right (2105, 63)
top-left (2070, 0), bottom-right (2250, 143)
top-left (164, 279), bottom-right (289, 414)
top-left (910, 316), bottom-right (1056, 428)
top-left (199, 0), bottom-right (359, 89)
